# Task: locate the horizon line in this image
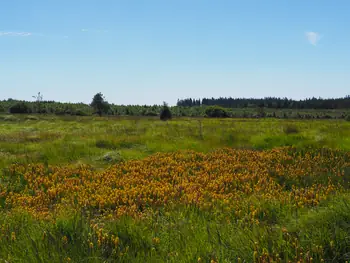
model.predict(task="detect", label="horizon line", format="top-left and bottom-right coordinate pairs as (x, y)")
top-left (2, 94), bottom-right (350, 106)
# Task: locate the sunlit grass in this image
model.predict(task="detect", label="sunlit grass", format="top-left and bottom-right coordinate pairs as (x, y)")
top-left (0, 116), bottom-right (350, 262)
top-left (0, 116), bottom-right (349, 170)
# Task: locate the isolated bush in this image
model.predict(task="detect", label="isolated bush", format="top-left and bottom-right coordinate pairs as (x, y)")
top-left (90, 92), bottom-right (110, 117)
top-left (160, 102), bottom-right (172, 121)
top-left (345, 115), bottom-right (350, 121)
top-left (283, 124), bottom-right (299, 134)
top-left (205, 106), bottom-right (229, 118)
top-left (9, 102), bottom-right (31, 114)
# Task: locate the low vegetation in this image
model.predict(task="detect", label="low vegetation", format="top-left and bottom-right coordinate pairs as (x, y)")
top-left (0, 114), bottom-right (349, 262)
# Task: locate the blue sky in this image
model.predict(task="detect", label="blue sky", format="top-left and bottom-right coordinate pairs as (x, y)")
top-left (1, 0), bottom-right (349, 105)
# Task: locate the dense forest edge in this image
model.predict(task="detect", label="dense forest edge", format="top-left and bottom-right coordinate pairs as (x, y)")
top-left (1, 93), bottom-right (350, 120)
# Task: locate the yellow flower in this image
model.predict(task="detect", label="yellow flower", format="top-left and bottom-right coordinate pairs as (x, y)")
top-left (113, 236), bottom-right (119, 247)
top-left (62, 235), bottom-right (68, 244)
top-left (152, 237), bottom-right (160, 244)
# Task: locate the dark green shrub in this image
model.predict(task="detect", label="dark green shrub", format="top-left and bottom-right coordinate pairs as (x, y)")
top-left (346, 115), bottom-right (350, 121)
top-left (9, 102), bottom-right (31, 114)
top-left (160, 103), bottom-right (172, 121)
top-left (95, 139), bottom-right (118, 149)
top-left (205, 106), bottom-right (229, 118)
top-left (283, 124), bottom-right (299, 134)
top-left (74, 110), bottom-right (89, 116)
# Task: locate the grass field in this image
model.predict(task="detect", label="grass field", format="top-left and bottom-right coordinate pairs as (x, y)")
top-left (0, 115), bottom-right (350, 262)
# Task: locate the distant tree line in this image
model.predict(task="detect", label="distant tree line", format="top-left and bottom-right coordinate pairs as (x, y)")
top-left (177, 96), bottom-right (350, 109)
top-left (1, 93), bottom-right (350, 120)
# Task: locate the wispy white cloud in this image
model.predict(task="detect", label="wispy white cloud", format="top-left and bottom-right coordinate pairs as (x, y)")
top-left (0, 31), bottom-right (32, 37)
top-left (305, 31), bottom-right (322, 46)
top-left (0, 31), bottom-right (72, 40)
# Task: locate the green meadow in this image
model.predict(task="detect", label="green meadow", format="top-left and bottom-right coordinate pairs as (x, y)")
top-left (0, 115), bottom-right (349, 263)
top-left (0, 115), bottom-right (349, 170)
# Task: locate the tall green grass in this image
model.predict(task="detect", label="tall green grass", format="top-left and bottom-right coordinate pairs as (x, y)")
top-left (0, 116), bottom-right (349, 170)
top-left (0, 116), bottom-right (350, 262)
top-left (1, 193), bottom-right (349, 262)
